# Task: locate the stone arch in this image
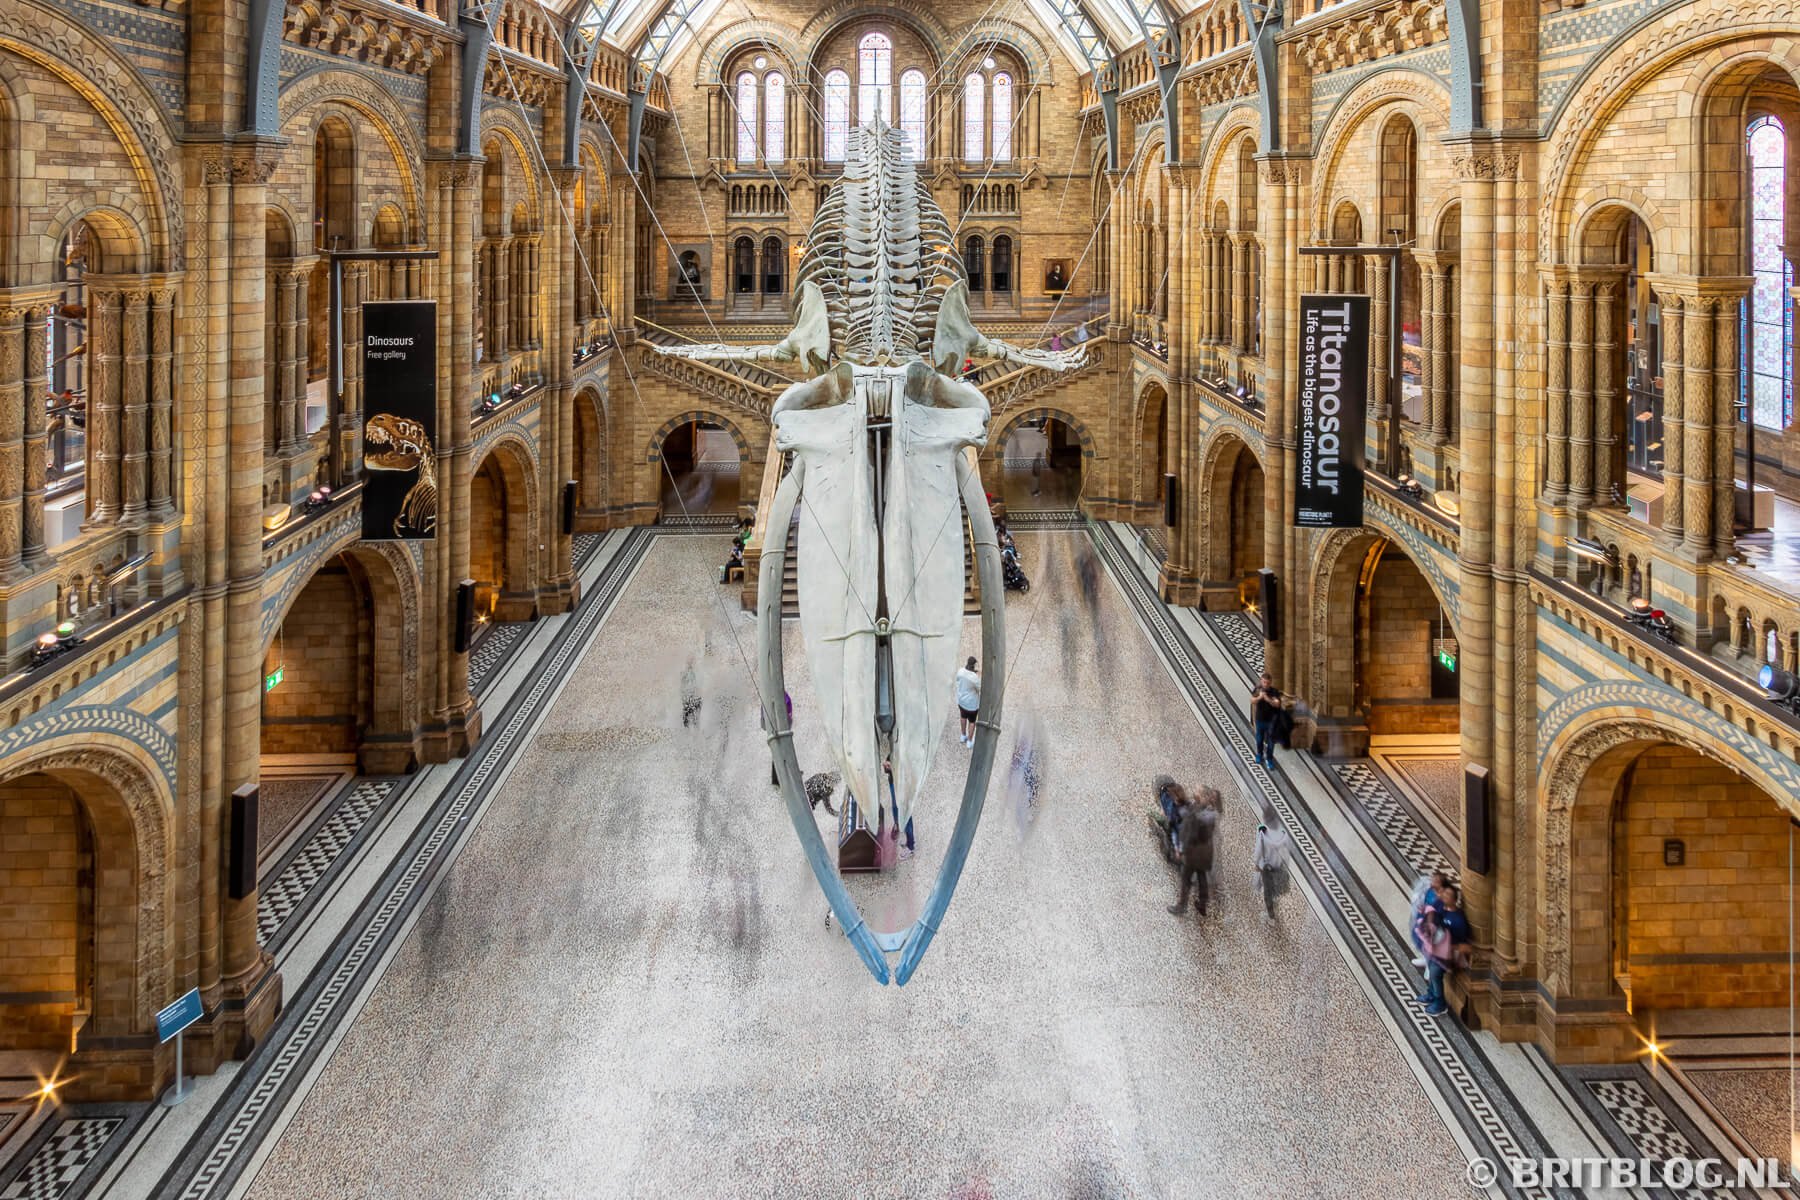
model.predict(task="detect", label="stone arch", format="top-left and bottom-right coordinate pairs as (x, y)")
top-left (471, 433), bottom-right (541, 614)
top-left (0, 736), bottom-right (171, 1046)
top-left (645, 409), bottom-right (753, 464)
top-left (950, 18), bottom-right (1054, 85)
top-left (573, 384), bottom-right (610, 522)
top-left (1537, 705), bottom-right (1800, 1041)
top-left (993, 406), bottom-right (1093, 460)
top-left (796, 1), bottom-right (955, 75)
top-left (43, 203), bottom-right (147, 277)
top-left (1196, 426), bottom-right (1265, 595)
top-left (1568, 192), bottom-right (1667, 267)
top-left (1307, 523), bottom-right (1460, 722)
top-left (1310, 71), bottom-right (1452, 232)
top-left (279, 68), bottom-right (428, 237)
top-left (695, 18), bottom-right (807, 85)
top-left (1540, 9), bottom-right (1800, 261)
top-left (1431, 198), bottom-right (1461, 252)
top-left (0, 7), bottom-right (183, 277)
top-left (479, 106), bottom-right (544, 221)
top-left (1134, 378), bottom-right (1170, 511)
top-left (1195, 104), bottom-right (1259, 209)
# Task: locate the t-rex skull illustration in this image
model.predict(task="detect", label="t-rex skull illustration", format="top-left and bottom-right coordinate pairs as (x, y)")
top-left (363, 412), bottom-right (438, 537)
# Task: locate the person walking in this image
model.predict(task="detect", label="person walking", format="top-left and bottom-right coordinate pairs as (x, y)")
top-left (1409, 870), bottom-right (1448, 970)
top-left (1167, 788), bottom-right (1219, 917)
top-left (1416, 883), bottom-right (1472, 1016)
top-left (1252, 812), bottom-right (1293, 919)
top-left (956, 657), bottom-right (981, 746)
top-left (1250, 673), bottom-right (1282, 767)
top-left (883, 758), bottom-right (914, 860)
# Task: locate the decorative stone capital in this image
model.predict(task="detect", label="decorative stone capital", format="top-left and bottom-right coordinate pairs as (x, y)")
top-left (1643, 272), bottom-right (1753, 306)
top-left (202, 140), bottom-right (283, 186)
top-left (1450, 148), bottom-right (1521, 182)
top-left (1160, 161), bottom-right (1201, 190)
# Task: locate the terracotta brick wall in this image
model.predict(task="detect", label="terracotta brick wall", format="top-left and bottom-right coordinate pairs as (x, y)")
top-left (1228, 457), bottom-right (1264, 580)
top-left (261, 565), bottom-right (363, 754)
top-left (1621, 745), bottom-right (1793, 1011)
top-left (0, 774), bottom-right (83, 1050)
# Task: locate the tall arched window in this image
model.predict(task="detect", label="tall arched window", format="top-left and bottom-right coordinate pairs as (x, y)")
top-left (992, 73), bottom-right (1013, 162)
top-left (1747, 115), bottom-right (1792, 430)
top-left (735, 72), bottom-right (757, 164)
top-left (964, 235), bottom-right (985, 291)
top-left (763, 236), bottom-right (784, 294)
top-left (823, 70), bottom-right (850, 162)
top-left (992, 235), bottom-right (1013, 293)
top-left (858, 33), bottom-right (892, 125)
top-left (764, 73), bottom-right (785, 165)
top-left (734, 237), bottom-right (755, 294)
top-left (963, 74), bottom-right (985, 162)
top-left (900, 69), bottom-right (927, 162)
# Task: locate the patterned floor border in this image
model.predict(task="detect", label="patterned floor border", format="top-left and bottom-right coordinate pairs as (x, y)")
top-left (467, 619), bottom-right (531, 693)
top-left (0, 1110), bottom-right (134, 1200)
top-left (1201, 609), bottom-right (1266, 679)
top-left (1090, 522), bottom-right (1561, 1200)
top-left (147, 526), bottom-right (658, 1200)
top-left (1564, 1065), bottom-right (1770, 1200)
top-left (256, 779), bottom-right (400, 951)
top-left (1001, 508), bottom-right (1087, 531)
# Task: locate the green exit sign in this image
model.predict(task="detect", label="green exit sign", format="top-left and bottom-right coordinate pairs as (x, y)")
top-left (1435, 650), bottom-right (1457, 672)
top-left (265, 665), bottom-right (284, 693)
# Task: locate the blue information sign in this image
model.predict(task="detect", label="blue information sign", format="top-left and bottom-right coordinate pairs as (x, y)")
top-left (156, 988), bottom-right (203, 1044)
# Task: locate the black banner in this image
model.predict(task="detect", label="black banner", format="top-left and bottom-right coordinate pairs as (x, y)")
top-left (360, 301), bottom-right (438, 540)
top-left (1294, 293), bottom-right (1368, 528)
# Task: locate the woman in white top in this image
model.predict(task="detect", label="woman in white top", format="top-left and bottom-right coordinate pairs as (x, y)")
top-left (955, 657), bottom-right (981, 747)
top-left (1252, 814), bottom-right (1294, 919)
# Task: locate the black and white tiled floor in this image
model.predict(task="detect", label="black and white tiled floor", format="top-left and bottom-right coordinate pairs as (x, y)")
top-left (1202, 609), bottom-right (1265, 679)
top-left (467, 619), bottom-right (530, 693)
top-left (1570, 1068), bottom-right (1757, 1200)
top-left (255, 779), bottom-right (398, 946)
top-left (0, 1119), bottom-right (121, 1200)
top-left (1331, 760), bottom-right (1459, 882)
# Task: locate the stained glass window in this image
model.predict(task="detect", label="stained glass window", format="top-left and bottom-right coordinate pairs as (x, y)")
top-left (735, 72), bottom-right (757, 165)
top-left (992, 73), bottom-right (1013, 162)
top-left (900, 69), bottom-right (927, 162)
top-left (1745, 115), bottom-right (1792, 429)
top-left (823, 70), bottom-right (850, 162)
top-left (764, 73), bottom-right (785, 165)
top-left (858, 33), bottom-right (892, 126)
top-left (963, 74), bottom-right (984, 162)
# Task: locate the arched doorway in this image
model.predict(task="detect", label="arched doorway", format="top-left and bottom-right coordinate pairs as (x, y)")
top-left (261, 550), bottom-right (416, 775)
top-left (1314, 533), bottom-right (1458, 757)
top-left (658, 420), bottom-right (741, 518)
top-left (471, 446), bottom-right (536, 620)
top-left (1201, 436), bottom-right (1265, 610)
top-left (0, 759), bottom-right (158, 1093)
top-left (1000, 416), bottom-right (1083, 511)
top-left (1554, 733), bottom-right (1796, 1068)
top-left (1137, 383), bottom-right (1169, 520)
top-left (572, 388), bottom-right (608, 530)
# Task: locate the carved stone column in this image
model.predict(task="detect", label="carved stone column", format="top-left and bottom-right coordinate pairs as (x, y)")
top-left (0, 305), bottom-right (23, 576)
top-left (82, 287), bottom-right (123, 526)
top-left (1711, 284), bottom-right (1747, 558)
top-left (1366, 255), bottom-right (1389, 470)
top-left (23, 300), bottom-right (50, 559)
top-left (275, 269), bottom-right (301, 455)
top-left (120, 289), bottom-right (149, 524)
top-left (147, 285), bottom-right (174, 521)
top-left (1567, 280), bottom-right (1595, 508)
top-left (1230, 234), bottom-right (1247, 352)
top-left (340, 263), bottom-right (365, 480)
top-left (1542, 274), bottom-right (1569, 502)
top-left (1680, 296), bottom-right (1714, 557)
top-left (1660, 295), bottom-right (1685, 540)
top-left (1591, 275), bottom-right (1620, 508)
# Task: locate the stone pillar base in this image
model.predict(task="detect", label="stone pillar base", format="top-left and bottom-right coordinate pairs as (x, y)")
top-left (1306, 714), bottom-right (1369, 759)
top-left (538, 576), bottom-right (580, 615)
top-left (1198, 582), bottom-right (1237, 611)
top-left (360, 734), bottom-right (421, 776)
top-left (419, 700), bottom-right (481, 763)
top-left (1157, 564), bottom-right (1201, 607)
top-left (491, 591), bottom-right (538, 622)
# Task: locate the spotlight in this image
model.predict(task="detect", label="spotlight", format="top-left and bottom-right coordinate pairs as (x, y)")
top-left (1760, 663), bottom-right (1799, 706)
top-left (1566, 537), bottom-right (1611, 564)
top-left (1397, 474), bottom-right (1423, 498)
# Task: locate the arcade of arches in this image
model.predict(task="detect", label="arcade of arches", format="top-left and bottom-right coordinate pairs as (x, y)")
top-left (2, 0), bottom-right (1800, 1191)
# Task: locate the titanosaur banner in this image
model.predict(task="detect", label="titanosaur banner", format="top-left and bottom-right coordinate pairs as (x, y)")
top-left (1293, 293), bottom-right (1368, 528)
top-left (360, 300), bottom-right (438, 540)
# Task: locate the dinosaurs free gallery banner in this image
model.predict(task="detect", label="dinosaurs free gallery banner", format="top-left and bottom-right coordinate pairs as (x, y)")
top-left (361, 300), bottom-right (438, 540)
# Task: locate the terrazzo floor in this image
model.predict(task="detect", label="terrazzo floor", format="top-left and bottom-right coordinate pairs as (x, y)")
top-left (243, 532), bottom-right (1469, 1199)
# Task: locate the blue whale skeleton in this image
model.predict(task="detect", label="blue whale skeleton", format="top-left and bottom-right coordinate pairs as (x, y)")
top-left (652, 121), bottom-right (1084, 983)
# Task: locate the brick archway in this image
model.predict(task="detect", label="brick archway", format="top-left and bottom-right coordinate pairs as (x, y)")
top-left (645, 409), bottom-right (753, 465)
top-left (1195, 429), bottom-right (1264, 601)
top-left (471, 436), bottom-right (540, 620)
top-left (0, 738), bottom-right (171, 1096)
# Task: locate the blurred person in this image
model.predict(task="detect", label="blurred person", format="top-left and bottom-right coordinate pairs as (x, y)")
top-left (1250, 673), bottom-right (1282, 768)
top-left (1252, 811), bottom-right (1293, 919)
top-left (955, 656), bottom-right (981, 746)
top-left (1167, 787), bottom-right (1219, 917)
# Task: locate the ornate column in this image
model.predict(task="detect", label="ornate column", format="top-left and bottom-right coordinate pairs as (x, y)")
top-left (85, 287), bottom-right (123, 526)
top-left (120, 289), bottom-right (149, 524)
top-left (1414, 256), bottom-right (1439, 441)
top-left (1429, 262), bottom-right (1455, 445)
top-left (1567, 280), bottom-right (1595, 508)
top-left (340, 263), bottom-right (365, 480)
top-left (1712, 281), bottom-right (1749, 559)
top-left (0, 305), bottom-right (24, 576)
top-left (275, 269), bottom-right (301, 455)
top-left (1230, 234), bottom-right (1247, 352)
top-left (147, 286), bottom-right (174, 522)
top-left (1681, 296), bottom-right (1714, 557)
top-left (528, 235), bottom-right (542, 349)
top-left (1591, 275), bottom-right (1620, 507)
top-left (1660, 295), bottom-right (1685, 541)
top-left (1366, 254), bottom-right (1389, 471)
top-left (23, 300), bottom-right (50, 560)
top-left (1542, 273), bottom-right (1569, 503)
